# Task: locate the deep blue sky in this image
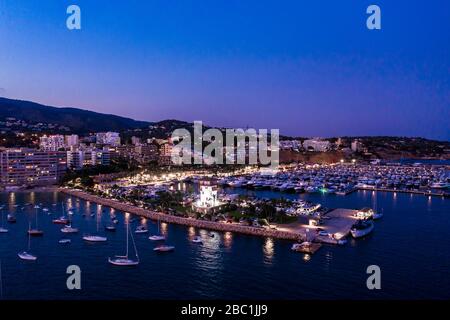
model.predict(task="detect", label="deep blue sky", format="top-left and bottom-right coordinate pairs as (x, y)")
top-left (0, 1), bottom-right (449, 140)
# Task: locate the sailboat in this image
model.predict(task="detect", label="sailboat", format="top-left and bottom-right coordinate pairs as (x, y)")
top-left (53, 203), bottom-right (69, 224)
top-left (61, 205), bottom-right (79, 233)
top-left (83, 207), bottom-right (107, 242)
top-left (28, 208), bottom-right (44, 236)
top-left (18, 222), bottom-right (37, 261)
top-left (0, 209), bottom-right (8, 233)
top-left (108, 216), bottom-right (139, 266)
top-left (7, 213), bottom-right (16, 223)
top-left (135, 221), bottom-right (148, 234)
top-left (148, 217), bottom-right (165, 241)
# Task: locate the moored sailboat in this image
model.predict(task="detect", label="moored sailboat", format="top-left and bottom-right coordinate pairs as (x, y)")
top-left (149, 217), bottom-right (165, 241)
top-left (28, 207), bottom-right (44, 236)
top-left (19, 222), bottom-right (37, 261)
top-left (350, 220), bottom-right (374, 238)
top-left (109, 214), bottom-right (139, 266)
top-left (83, 206), bottom-right (107, 242)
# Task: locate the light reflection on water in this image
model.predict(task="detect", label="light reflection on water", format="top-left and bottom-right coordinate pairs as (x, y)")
top-left (0, 190), bottom-right (449, 300)
top-left (223, 231), bottom-right (233, 248)
top-left (263, 237), bottom-right (274, 264)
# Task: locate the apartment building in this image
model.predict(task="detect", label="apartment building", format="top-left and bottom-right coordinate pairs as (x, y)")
top-left (0, 148), bottom-right (67, 188)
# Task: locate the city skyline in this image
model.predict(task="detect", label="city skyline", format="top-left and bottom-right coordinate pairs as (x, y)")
top-left (1, 0), bottom-right (449, 140)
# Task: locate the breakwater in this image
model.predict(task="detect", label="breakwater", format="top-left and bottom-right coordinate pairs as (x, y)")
top-left (59, 188), bottom-right (304, 241)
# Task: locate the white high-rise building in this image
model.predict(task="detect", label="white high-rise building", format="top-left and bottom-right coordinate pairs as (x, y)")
top-left (65, 134), bottom-right (79, 148)
top-left (96, 132), bottom-right (121, 146)
top-left (40, 135), bottom-right (65, 151)
top-left (67, 150), bottom-right (84, 170)
top-left (351, 139), bottom-right (363, 152)
top-left (303, 139), bottom-right (330, 152)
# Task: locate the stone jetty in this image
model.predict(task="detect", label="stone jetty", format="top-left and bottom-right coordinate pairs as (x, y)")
top-left (59, 188), bottom-right (305, 241)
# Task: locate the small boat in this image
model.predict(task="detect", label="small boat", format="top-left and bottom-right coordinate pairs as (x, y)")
top-left (42, 208), bottom-right (49, 212)
top-left (153, 245), bottom-right (175, 252)
top-left (149, 235), bottom-right (165, 241)
top-left (112, 219), bottom-right (119, 224)
top-left (192, 236), bottom-right (203, 243)
top-left (83, 235), bottom-right (107, 242)
top-left (135, 225), bottom-right (148, 234)
top-left (108, 219), bottom-right (139, 266)
top-left (105, 225), bottom-right (116, 232)
top-left (149, 217), bottom-right (165, 240)
top-left (350, 220), bottom-right (374, 238)
top-left (19, 223), bottom-right (37, 261)
top-left (33, 205), bottom-right (40, 209)
top-left (108, 256), bottom-right (139, 266)
top-left (18, 251), bottom-right (37, 261)
top-left (28, 229), bottom-right (44, 236)
top-left (61, 206), bottom-right (78, 233)
top-left (53, 217), bottom-right (69, 224)
top-left (61, 225), bottom-right (79, 233)
top-left (430, 182), bottom-right (450, 189)
top-left (0, 227), bottom-right (8, 233)
top-left (59, 239), bottom-right (71, 244)
top-left (28, 208), bottom-right (44, 236)
top-left (7, 214), bottom-right (16, 223)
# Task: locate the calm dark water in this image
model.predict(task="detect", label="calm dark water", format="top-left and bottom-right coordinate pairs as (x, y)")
top-left (0, 189), bottom-right (449, 300)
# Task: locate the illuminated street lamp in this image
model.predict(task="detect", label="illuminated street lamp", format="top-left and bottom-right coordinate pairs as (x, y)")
top-left (340, 159), bottom-right (344, 164)
top-left (352, 159), bottom-right (356, 164)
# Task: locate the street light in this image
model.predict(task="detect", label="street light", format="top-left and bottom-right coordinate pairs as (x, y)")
top-left (352, 159), bottom-right (356, 164)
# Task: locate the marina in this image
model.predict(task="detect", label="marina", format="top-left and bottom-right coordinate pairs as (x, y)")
top-left (115, 162), bottom-right (450, 199)
top-left (0, 188), bottom-right (449, 299)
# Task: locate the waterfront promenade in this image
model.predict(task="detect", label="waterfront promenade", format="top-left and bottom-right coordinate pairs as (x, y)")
top-left (59, 188), bottom-right (306, 241)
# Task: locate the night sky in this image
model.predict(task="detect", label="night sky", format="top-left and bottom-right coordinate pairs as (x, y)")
top-left (0, 1), bottom-right (449, 140)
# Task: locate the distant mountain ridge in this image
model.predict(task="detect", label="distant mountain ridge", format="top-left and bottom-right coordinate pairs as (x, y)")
top-left (0, 97), bottom-right (151, 134)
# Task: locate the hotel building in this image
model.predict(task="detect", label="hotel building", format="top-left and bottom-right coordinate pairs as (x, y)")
top-left (39, 134), bottom-right (65, 151)
top-left (0, 148), bottom-right (67, 188)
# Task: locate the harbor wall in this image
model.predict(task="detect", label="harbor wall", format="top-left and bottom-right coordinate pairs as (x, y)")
top-left (59, 188), bottom-right (304, 241)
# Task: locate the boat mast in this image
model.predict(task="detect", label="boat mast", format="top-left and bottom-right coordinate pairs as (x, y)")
top-left (130, 223), bottom-right (139, 261)
top-left (372, 191), bottom-right (377, 213)
top-left (28, 222), bottom-right (31, 250)
top-left (0, 259), bottom-right (3, 300)
top-left (35, 207), bottom-right (39, 229)
top-left (126, 218), bottom-right (129, 259)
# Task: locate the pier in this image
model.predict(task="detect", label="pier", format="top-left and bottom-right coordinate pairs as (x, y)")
top-left (357, 186), bottom-right (449, 198)
top-left (60, 188), bottom-right (306, 242)
top-left (60, 188), bottom-right (359, 246)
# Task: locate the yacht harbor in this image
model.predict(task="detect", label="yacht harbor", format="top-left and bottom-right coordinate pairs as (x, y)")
top-left (0, 185), bottom-right (449, 299)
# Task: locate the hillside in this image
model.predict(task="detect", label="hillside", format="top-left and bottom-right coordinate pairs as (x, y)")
top-left (0, 97), bottom-right (150, 134)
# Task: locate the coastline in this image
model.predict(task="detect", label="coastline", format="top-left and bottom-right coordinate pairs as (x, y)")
top-left (59, 188), bottom-right (305, 241)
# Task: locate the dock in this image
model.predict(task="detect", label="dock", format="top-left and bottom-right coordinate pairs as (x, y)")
top-left (275, 208), bottom-right (358, 245)
top-left (357, 186), bottom-right (449, 198)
